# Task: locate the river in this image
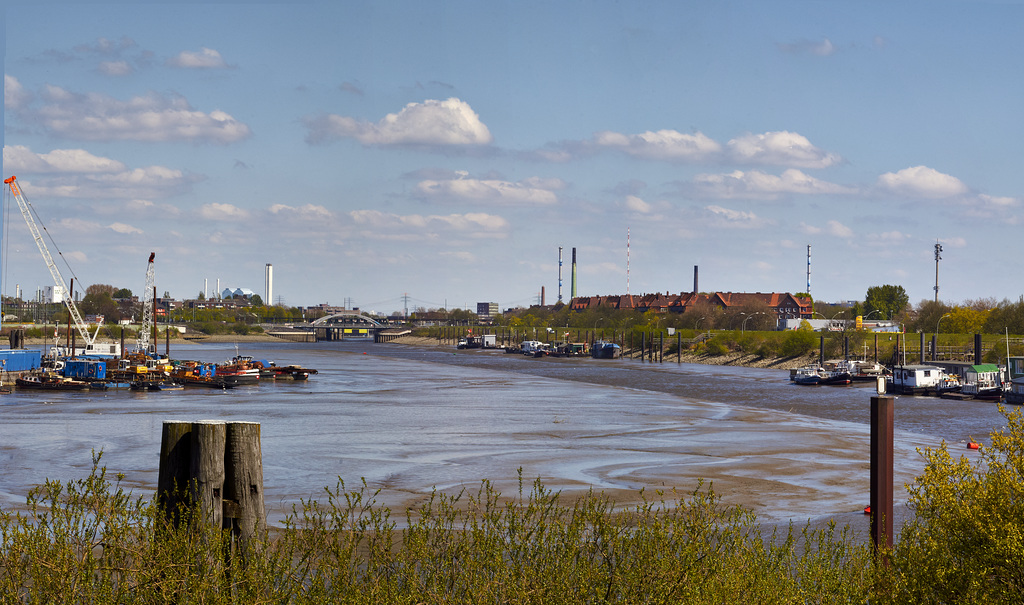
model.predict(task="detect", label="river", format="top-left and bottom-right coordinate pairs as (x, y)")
top-left (0, 340), bottom-right (1010, 527)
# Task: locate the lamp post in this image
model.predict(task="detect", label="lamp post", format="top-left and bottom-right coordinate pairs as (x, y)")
top-left (742, 312), bottom-right (764, 333)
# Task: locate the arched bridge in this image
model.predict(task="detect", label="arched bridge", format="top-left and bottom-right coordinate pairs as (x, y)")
top-left (307, 312), bottom-right (409, 342)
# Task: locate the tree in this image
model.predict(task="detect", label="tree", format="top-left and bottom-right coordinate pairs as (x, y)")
top-left (863, 285), bottom-right (909, 321)
top-left (250, 294), bottom-right (264, 307)
top-left (197, 291), bottom-right (206, 301)
top-left (888, 406), bottom-right (1024, 602)
top-left (112, 288), bottom-right (133, 299)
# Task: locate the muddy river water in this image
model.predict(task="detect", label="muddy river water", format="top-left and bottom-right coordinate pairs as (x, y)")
top-left (0, 340), bottom-right (1010, 528)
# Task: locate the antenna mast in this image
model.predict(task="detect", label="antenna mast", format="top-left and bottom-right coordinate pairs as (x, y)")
top-left (806, 244), bottom-right (811, 295)
top-left (934, 241), bottom-right (943, 302)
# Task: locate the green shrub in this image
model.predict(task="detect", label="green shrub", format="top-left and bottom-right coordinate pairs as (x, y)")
top-left (884, 406), bottom-right (1024, 603)
top-left (0, 459), bottom-right (875, 603)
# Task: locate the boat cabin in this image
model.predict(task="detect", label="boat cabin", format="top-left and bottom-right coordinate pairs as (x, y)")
top-left (887, 365), bottom-right (944, 395)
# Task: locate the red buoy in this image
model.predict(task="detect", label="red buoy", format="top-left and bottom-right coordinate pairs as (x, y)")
top-left (967, 442), bottom-right (980, 450)
top-left (863, 505), bottom-right (871, 515)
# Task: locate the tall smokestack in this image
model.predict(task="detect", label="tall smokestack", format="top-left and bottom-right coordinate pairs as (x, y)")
top-left (541, 286), bottom-right (545, 306)
top-left (265, 263), bottom-right (273, 306)
top-left (693, 265), bottom-right (698, 294)
top-left (571, 248), bottom-right (577, 298)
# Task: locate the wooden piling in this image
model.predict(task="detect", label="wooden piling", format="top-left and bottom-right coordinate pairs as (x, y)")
top-left (870, 395), bottom-right (895, 560)
top-left (225, 421), bottom-right (266, 555)
top-left (157, 419), bottom-right (266, 562)
top-left (158, 420), bottom-right (193, 523)
top-left (191, 420), bottom-right (226, 529)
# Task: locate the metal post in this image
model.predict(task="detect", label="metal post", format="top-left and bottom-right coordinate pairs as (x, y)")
top-left (870, 395), bottom-right (894, 559)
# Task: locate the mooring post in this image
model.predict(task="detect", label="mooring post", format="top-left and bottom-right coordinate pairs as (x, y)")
top-left (677, 332), bottom-right (682, 364)
top-left (225, 421), bottom-right (266, 559)
top-left (819, 336), bottom-right (824, 367)
top-left (158, 420), bottom-right (193, 524)
top-left (191, 420), bottom-right (226, 529)
top-left (870, 394), bottom-right (894, 560)
top-left (919, 332), bottom-right (925, 364)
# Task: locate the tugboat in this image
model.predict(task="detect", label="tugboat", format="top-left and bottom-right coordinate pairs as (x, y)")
top-left (16, 371), bottom-right (91, 391)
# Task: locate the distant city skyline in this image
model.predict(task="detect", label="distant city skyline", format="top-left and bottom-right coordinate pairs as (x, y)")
top-left (4, 1), bottom-right (1023, 316)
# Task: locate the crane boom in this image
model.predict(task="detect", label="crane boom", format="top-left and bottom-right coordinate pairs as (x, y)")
top-left (4, 176), bottom-right (96, 348)
top-left (138, 252), bottom-right (156, 354)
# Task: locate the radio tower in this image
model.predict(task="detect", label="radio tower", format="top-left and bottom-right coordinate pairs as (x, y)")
top-left (934, 241), bottom-right (943, 302)
top-left (806, 244), bottom-right (811, 295)
top-left (557, 247), bottom-right (563, 302)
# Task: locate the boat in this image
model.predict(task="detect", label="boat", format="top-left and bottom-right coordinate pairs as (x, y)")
top-left (960, 364), bottom-right (1004, 400)
top-left (171, 361), bottom-right (236, 389)
top-left (15, 372), bottom-right (91, 391)
top-left (1005, 377), bottom-right (1024, 405)
top-left (251, 360), bottom-right (319, 380)
top-left (215, 355), bottom-right (260, 385)
top-left (591, 341), bottom-right (621, 359)
top-left (887, 365), bottom-right (945, 395)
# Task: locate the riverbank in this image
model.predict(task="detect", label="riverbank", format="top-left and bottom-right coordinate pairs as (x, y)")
top-left (388, 335), bottom-right (819, 371)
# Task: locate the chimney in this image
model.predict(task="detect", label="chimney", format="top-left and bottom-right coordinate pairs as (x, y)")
top-left (541, 286), bottom-right (545, 306)
top-left (571, 248), bottom-right (577, 298)
top-left (693, 265), bottom-right (698, 294)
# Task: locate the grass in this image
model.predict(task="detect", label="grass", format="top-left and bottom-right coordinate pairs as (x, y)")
top-left (1, 457), bottom-right (876, 604)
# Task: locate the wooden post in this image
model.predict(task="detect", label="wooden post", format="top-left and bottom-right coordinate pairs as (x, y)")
top-left (158, 420), bottom-right (193, 524)
top-left (157, 420), bottom-right (266, 563)
top-left (677, 332), bottom-right (681, 364)
top-left (919, 332), bottom-right (925, 364)
top-left (225, 421), bottom-right (266, 558)
top-left (870, 395), bottom-right (895, 560)
top-left (191, 420), bottom-right (226, 529)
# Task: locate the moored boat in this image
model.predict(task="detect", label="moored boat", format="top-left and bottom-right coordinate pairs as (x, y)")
top-left (16, 372), bottom-right (91, 391)
top-left (591, 341), bottom-right (621, 359)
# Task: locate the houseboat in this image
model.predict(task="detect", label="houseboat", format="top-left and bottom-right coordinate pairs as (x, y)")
top-left (887, 365), bottom-right (945, 395)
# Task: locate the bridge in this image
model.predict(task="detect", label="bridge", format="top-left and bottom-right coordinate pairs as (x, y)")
top-left (299, 312), bottom-right (410, 342)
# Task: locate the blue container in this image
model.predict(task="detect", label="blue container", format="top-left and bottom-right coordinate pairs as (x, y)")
top-left (63, 359), bottom-right (107, 380)
top-left (0, 349), bottom-right (42, 372)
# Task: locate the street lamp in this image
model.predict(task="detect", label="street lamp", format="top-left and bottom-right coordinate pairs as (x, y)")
top-left (936, 312), bottom-right (952, 335)
top-left (742, 312), bottom-right (765, 333)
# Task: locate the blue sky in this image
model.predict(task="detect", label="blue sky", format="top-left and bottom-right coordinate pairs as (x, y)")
top-left (4, 1), bottom-right (1023, 315)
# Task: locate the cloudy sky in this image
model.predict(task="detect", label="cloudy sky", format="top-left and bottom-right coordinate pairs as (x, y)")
top-left (3, 1), bottom-right (1022, 314)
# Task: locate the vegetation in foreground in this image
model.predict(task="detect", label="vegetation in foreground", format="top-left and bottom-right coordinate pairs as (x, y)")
top-left (2, 406), bottom-right (1023, 603)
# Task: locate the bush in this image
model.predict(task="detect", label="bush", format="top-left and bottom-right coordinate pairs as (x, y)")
top-left (0, 459), bottom-right (875, 603)
top-left (781, 327), bottom-right (818, 357)
top-left (884, 405), bottom-right (1024, 603)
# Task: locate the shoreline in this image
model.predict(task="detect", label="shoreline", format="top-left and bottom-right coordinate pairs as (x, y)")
top-left (386, 335), bottom-right (820, 371)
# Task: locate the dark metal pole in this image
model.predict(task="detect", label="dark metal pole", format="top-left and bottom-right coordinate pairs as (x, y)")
top-left (870, 394), bottom-right (895, 560)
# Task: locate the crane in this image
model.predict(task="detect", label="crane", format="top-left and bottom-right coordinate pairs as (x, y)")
top-left (4, 175), bottom-right (100, 349)
top-left (138, 252), bottom-right (156, 354)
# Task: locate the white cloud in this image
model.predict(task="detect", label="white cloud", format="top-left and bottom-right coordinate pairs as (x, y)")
top-left (269, 203), bottom-right (334, 220)
top-left (5, 75), bottom-right (30, 110)
top-left (349, 210), bottom-right (509, 238)
top-left (826, 220), bottom-right (853, 238)
top-left (199, 203), bottom-right (249, 220)
top-left (97, 60), bottom-right (133, 76)
top-left (978, 193), bottom-right (1017, 207)
top-left (416, 177), bottom-right (559, 205)
top-left (625, 195), bottom-right (651, 213)
top-left (691, 168), bottom-right (854, 199)
top-left (939, 236), bottom-right (967, 248)
top-left (727, 131), bottom-right (841, 168)
top-left (593, 129), bottom-right (722, 161)
top-left (3, 146), bottom-right (126, 173)
top-left (13, 166), bottom-right (198, 200)
top-left (30, 86), bottom-right (251, 143)
top-left (798, 222), bottom-right (822, 235)
top-left (305, 98), bottom-right (493, 146)
top-left (167, 47), bottom-right (229, 69)
top-left (108, 222), bottom-right (142, 234)
top-left (876, 166), bottom-right (968, 199)
top-left (704, 205), bottom-right (765, 228)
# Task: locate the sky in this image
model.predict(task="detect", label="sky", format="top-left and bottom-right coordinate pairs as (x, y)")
top-left (3, 1), bottom-right (1023, 316)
